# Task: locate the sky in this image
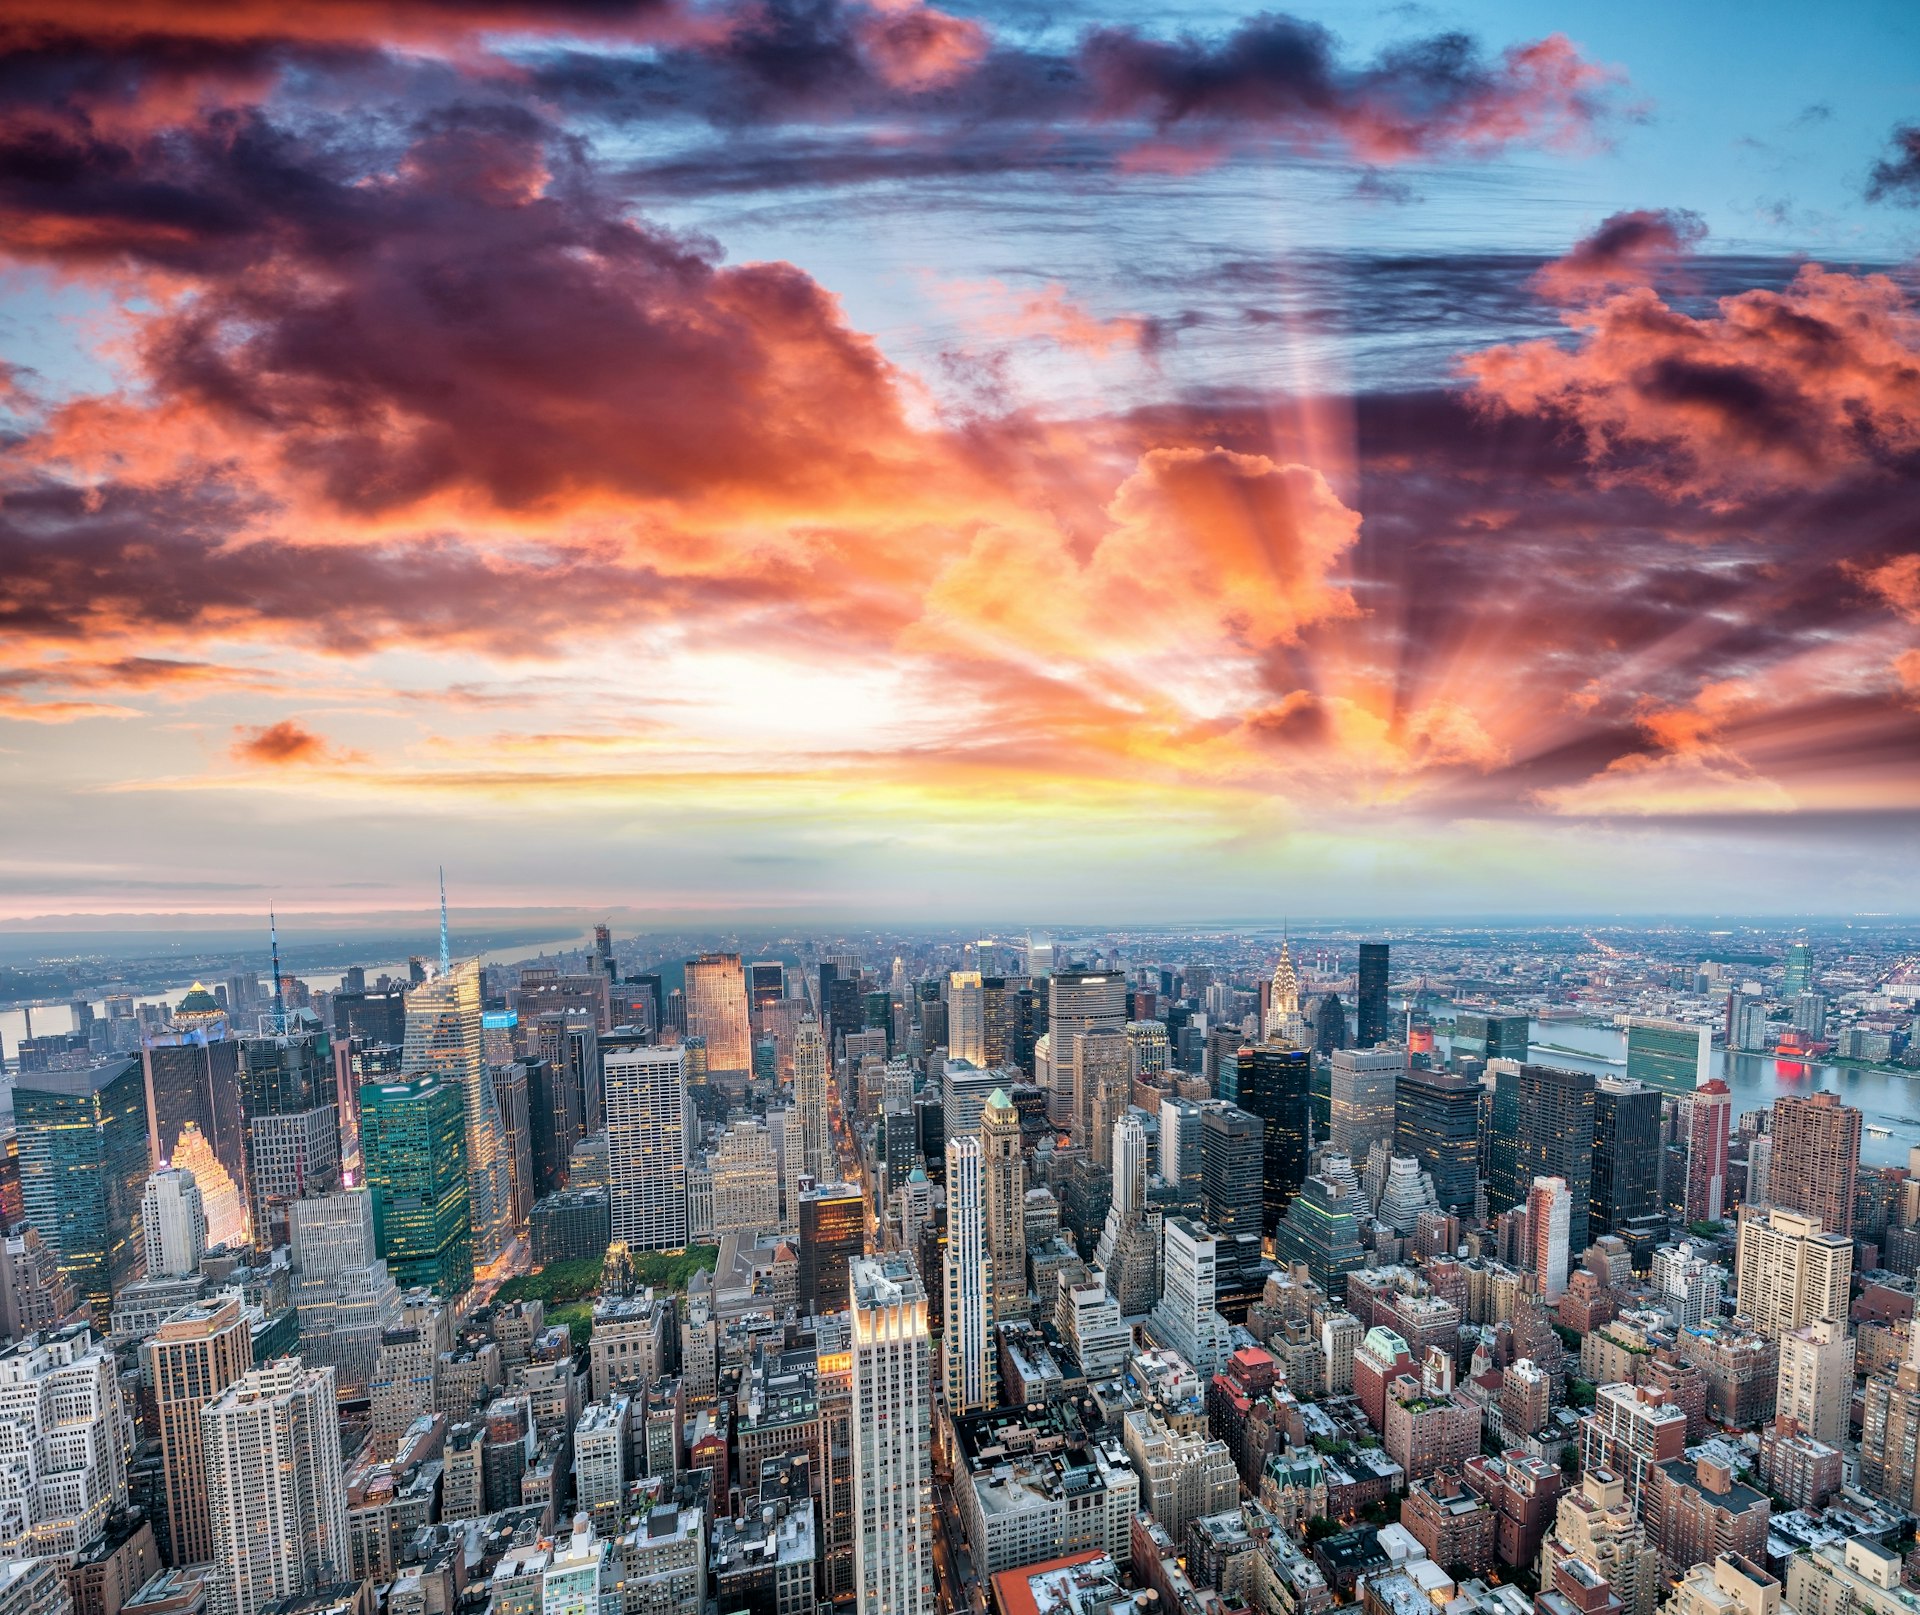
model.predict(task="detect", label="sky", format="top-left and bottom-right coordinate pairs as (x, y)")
top-left (0, 0), bottom-right (1917, 925)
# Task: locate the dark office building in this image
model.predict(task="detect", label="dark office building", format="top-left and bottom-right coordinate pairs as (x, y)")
top-left (1451, 1012), bottom-right (1530, 1068)
top-left (15, 1058), bottom-right (150, 1321)
top-left (528, 1012), bottom-right (596, 1143)
top-left (1200, 1105), bottom-right (1264, 1239)
top-left (330, 988), bottom-right (407, 1047)
top-left (530, 1185), bottom-right (611, 1265)
top-left (1511, 1064), bottom-right (1596, 1257)
top-left (827, 978), bottom-right (863, 1052)
top-left (1487, 1063), bottom-right (1522, 1213)
top-left (1208, 1029), bottom-right (1244, 1104)
top-left (239, 1015), bottom-right (341, 1251)
top-left (797, 1185), bottom-right (865, 1313)
top-left (1356, 943), bottom-right (1391, 1049)
top-left (982, 977), bottom-right (1037, 1073)
top-left (1395, 1068), bottom-right (1483, 1214)
top-left (628, 973), bottom-right (664, 1037)
top-left (1591, 1078), bottom-right (1662, 1237)
top-left (914, 1093), bottom-right (946, 1185)
top-left (142, 1030), bottom-right (246, 1192)
top-left (747, 961), bottom-right (785, 1013)
top-left (520, 1056), bottom-right (569, 1197)
top-left (1239, 1044), bottom-right (1312, 1233)
top-left (1312, 994), bottom-right (1346, 1056)
top-left (492, 1061), bottom-right (534, 1229)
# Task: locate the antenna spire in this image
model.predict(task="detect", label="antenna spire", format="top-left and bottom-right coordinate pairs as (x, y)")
top-left (269, 905), bottom-right (287, 1034)
top-left (438, 867), bottom-right (451, 976)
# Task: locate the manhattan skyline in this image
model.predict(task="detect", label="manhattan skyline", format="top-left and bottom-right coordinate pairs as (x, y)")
top-left (0, 0), bottom-right (1916, 919)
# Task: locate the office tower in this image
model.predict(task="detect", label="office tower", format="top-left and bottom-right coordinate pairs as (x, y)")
top-left (1329, 1049), bottom-right (1402, 1159)
top-left (1511, 1064), bottom-right (1595, 1258)
top-left (1681, 1080), bottom-right (1732, 1223)
top-left (982, 977), bottom-right (1036, 1072)
top-left (1782, 942), bottom-right (1814, 999)
top-left (1072, 1028), bottom-right (1130, 1155)
top-left (491, 1060), bottom-right (535, 1230)
top-left (1125, 1019), bottom-right (1170, 1083)
top-left (797, 1182), bottom-right (864, 1313)
top-left (404, 956), bottom-right (513, 1266)
top-left (1734, 1206), bottom-right (1852, 1338)
top-left (979, 1089), bottom-right (1027, 1323)
top-left (287, 1191), bottom-right (402, 1398)
top-left (793, 1020), bottom-right (831, 1188)
top-left (1160, 1097), bottom-right (1204, 1188)
top-left (141, 1166), bottom-right (207, 1277)
top-left (144, 1297), bottom-right (251, 1568)
top-left (0, 1326), bottom-right (130, 1561)
top-left (1263, 939), bottom-right (1300, 1039)
top-left (1097, 1110), bottom-right (1149, 1277)
top-left (947, 972), bottom-right (985, 1064)
top-left (1777, 1319), bottom-right (1855, 1446)
top-left (1273, 1167), bottom-right (1366, 1299)
top-left (143, 1030), bottom-right (246, 1218)
top-left (525, 1013), bottom-right (591, 1164)
top-left (330, 987), bottom-right (407, 1047)
top-left (1529, 1176), bottom-right (1572, 1299)
top-left (202, 1359), bottom-right (349, 1615)
top-left (1768, 1093), bottom-right (1860, 1237)
top-left (1312, 993), bottom-right (1346, 1055)
top-left (1620, 1018), bottom-right (1711, 1097)
top-left (709, 1118), bottom-right (780, 1238)
top-left (943, 1136), bottom-right (994, 1415)
top-left (1860, 1328), bottom-right (1920, 1513)
top-left (1048, 971), bottom-right (1127, 1138)
top-left (15, 1058), bottom-right (150, 1321)
top-left (1451, 1012), bottom-right (1529, 1067)
top-left (1592, 1078), bottom-right (1662, 1236)
top-left (684, 954), bottom-right (752, 1080)
top-left (747, 959), bottom-right (785, 1017)
top-left (360, 1075), bottom-right (473, 1298)
top-left (1356, 943), bottom-right (1390, 1048)
top-left (603, 1044), bottom-right (688, 1251)
top-left (1393, 1068), bottom-right (1480, 1213)
top-left (1238, 1043), bottom-right (1311, 1233)
top-left (1200, 1105), bottom-right (1263, 1238)
top-left (240, 1019), bottom-right (341, 1252)
top-left (1150, 1216), bottom-right (1231, 1377)
top-left (849, 1254), bottom-right (934, 1615)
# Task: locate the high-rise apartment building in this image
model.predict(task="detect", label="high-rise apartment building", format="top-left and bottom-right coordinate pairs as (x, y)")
top-left (141, 1166), bottom-right (208, 1278)
top-left (1777, 1319), bottom-right (1855, 1446)
top-left (404, 958), bottom-right (513, 1265)
top-left (1356, 943), bottom-right (1390, 1048)
top-left (1238, 1044), bottom-right (1311, 1233)
top-left (1394, 1069), bottom-right (1481, 1213)
top-left (943, 1136), bottom-right (994, 1416)
top-left (144, 1297), bottom-right (251, 1567)
top-left (684, 955), bottom-right (752, 1080)
top-left (1329, 1050), bottom-right (1402, 1160)
top-left (1682, 1081), bottom-right (1732, 1224)
top-left (850, 1255), bottom-right (934, 1615)
top-left (1150, 1215), bottom-right (1231, 1377)
top-left (0, 1326), bottom-right (130, 1561)
top-left (360, 1074), bottom-right (473, 1298)
top-left (1860, 1328), bottom-right (1920, 1514)
top-left (1592, 1079), bottom-right (1661, 1236)
top-left (1734, 1206), bottom-right (1851, 1339)
top-left (1620, 1018), bottom-right (1711, 1097)
top-left (1767, 1093), bottom-right (1861, 1238)
top-left (978, 1089), bottom-right (1026, 1323)
top-left (603, 1044), bottom-right (688, 1252)
top-left (202, 1359), bottom-right (349, 1615)
top-left (15, 1058), bottom-right (150, 1321)
top-left (1529, 1176), bottom-right (1572, 1299)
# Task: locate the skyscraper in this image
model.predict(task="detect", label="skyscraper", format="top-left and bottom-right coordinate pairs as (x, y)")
top-left (978, 1089), bottom-right (1026, 1324)
top-left (942, 1135), bottom-right (994, 1416)
top-left (1329, 1049), bottom-right (1402, 1160)
top-left (1529, 1175), bottom-right (1572, 1299)
top-left (1393, 1069), bottom-right (1481, 1214)
top-left (1237, 1043), bottom-right (1311, 1233)
top-left (1777, 1319), bottom-right (1854, 1446)
top-left (1734, 1205), bottom-right (1851, 1339)
top-left (684, 954), bottom-right (752, 1080)
top-left (240, 1018), bottom-right (341, 1252)
top-left (797, 1182), bottom-right (864, 1313)
top-left (793, 1019), bottom-right (831, 1187)
top-left (202, 1358), bottom-right (349, 1615)
top-left (142, 1029), bottom-right (246, 1221)
top-left (144, 1296), bottom-right (251, 1568)
top-left (1513, 1064), bottom-right (1596, 1258)
top-left (141, 1166), bottom-right (207, 1277)
top-left (1200, 1105), bottom-right (1263, 1238)
top-left (1860, 1327), bottom-right (1920, 1514)
top-left (1072, 1027), bottom-right (1131, 1156)
top-left (1048, 971), bottom-right (1126, 1143)
top-left (1681, 1080), bottom-right (1732, 1224)
top-left (1591, 1078), bottom-right (1662, 1236)
top-left (1782, 942), bottom-right (1815, 1000)
top-left (850, 1254), bottom-right (934, 1615)
top-left (359, 1075), bottom-right (473, 1297)
top-left (1450, 1012), bottom-right (1529, 1067)
top-left (1620, 1017), bottom-right (1711, 1097)
top-left (1356, 943), bottom-right (1390, 1048)
top-left (403, 956), bottom-right (513, 1265)
top-left (1768, 1093), bottom-right (1861, 1238)
top-left (15, 1058), bottom-right (150, 1321)
top-left (603, 1044), bottom-right (689, 1251)
top-left (947, 972), bottom-right (985, 1064)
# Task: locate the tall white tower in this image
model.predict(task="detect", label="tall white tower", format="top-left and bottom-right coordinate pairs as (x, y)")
top-left (943, 1135), bottom-right (994, 1415)
top-left (851, 1255), bottom-right (934, 1615)
top-left (793, 1018), bottom-right (831, 1184)
top-left (947, 972), bottom-right (985, 1065)
top-left (403, 954), bottom-right (511, 1268)
top-left (604, 1044), bottom-right (689, 1251)
top-left (142, 1165), bottom-right (208, 1277)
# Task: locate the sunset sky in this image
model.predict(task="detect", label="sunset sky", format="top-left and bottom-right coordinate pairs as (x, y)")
top-left (0, 0), bottom-right (1916, 923)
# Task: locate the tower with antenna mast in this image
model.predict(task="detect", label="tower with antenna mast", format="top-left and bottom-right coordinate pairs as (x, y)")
top-left (267, 906), bottom-right (288, 1036)
top-left (439, 866), bottom-right (451, 977)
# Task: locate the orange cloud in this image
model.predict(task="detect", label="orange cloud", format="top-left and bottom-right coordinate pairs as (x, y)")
top-left (1855, 554), bottom-right (1920, 623)
top-left (232, 719), bottom-right (334, 764)
top-left (855, 0), bottom-right (989, 90)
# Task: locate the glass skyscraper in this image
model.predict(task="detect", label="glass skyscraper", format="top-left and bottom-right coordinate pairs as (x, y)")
top-left (1238, 1043), bottom-right (1311, 1233)
top-left (1591, 1077), bottom-right (1662, 1235)
top-left (1356, 943), bottom-right (1390, 1048)
top-left (360, 1074), bottom-right (473, 1297)
top-left (1394, 1068), bottom-right (1482, 1214)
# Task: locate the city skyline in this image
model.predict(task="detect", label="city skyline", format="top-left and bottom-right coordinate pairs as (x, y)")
top-left (0, 1), bottom-right (1915, 919)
